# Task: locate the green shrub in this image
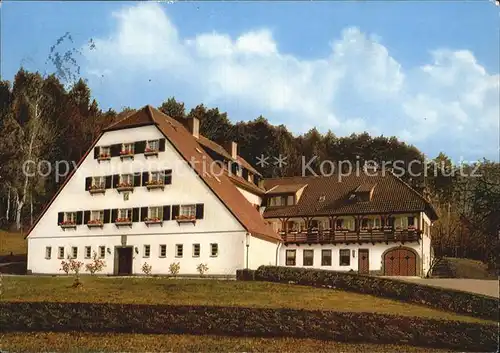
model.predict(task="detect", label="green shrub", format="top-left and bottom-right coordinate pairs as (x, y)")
top-left (254, 266), bottom-right (498, 322)
top-left (0, 301), bottom-right (496, 352)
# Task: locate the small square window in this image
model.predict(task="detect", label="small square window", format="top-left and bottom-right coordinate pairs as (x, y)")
top-left (176, 244), bottom-right (183, 258)
top-left (193, 244), bottom-right (200, 257)
top-left (144, 245), bottom-right (151, 258)
top-left (286, 249), bottom-right (296, 266)
top-left (84, 246), bottom-right (91, 259)
top-left (58, 247), bottom-right (65, 259)
top-left (339, 249), bottom-right (350, 266)
top-left (71, 247), bottom-right (78, 259)
top-left (99, 246), bottom-right (106, 259)
top-left (210, 243), bottom-right (218, 257)
top-left (303, 249), bottom-right (314, 266)
top-left (45, 246), bottom-right (52, 259)
top-left (159, 244), bottom-right (167, 258)
top-left (321, 249), bottom-right (332, 266)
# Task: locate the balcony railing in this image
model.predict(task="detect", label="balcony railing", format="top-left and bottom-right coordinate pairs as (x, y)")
top-left (280, 227), bottom-right (420, 244)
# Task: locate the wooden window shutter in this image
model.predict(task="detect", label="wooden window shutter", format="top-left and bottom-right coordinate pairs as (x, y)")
top-left (83, 211), bottom-right (90, 224)
top-left (85, 177), bottom-right (92, 191)
top-left (132, 208), bottom-right (140, 222)
top-left (195, 204), bottom-right (204, 219)
top-left (140, 207), bottom-right (148, 221)
top-left (163, 205), bottom-right (171, 221)
top-left (135, 141), bottom-right (146, 154)
top-left (171, 205), bottom-right (180, 219)
top-left (142, 172), bottom-right (149, 186)
top-left (94, 146), bottom-right (100, 159)
top-left (164, 169), bottom-right (172, 185)
top-left (103, 209), bottom-right (111, 224)
top-left (159, 138), bottom-right (166, 151)
top-left (112, 174), bottom-right (119, 188)
top-left (134, 173), bottom-right (141, 187)
top-left (111, 209), bottom-right (118, 223)
top-left (76, 211), bottom-right (83, 225)
top-left (57, 212), bottom-right (64, 225)
top-left (105, 176), bottom-right (112, 189)
top-left (110, 144), bottom-right (121, 157)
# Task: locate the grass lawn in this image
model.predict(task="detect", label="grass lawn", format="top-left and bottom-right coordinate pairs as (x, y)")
top-left (0, 276), bottom-right (491, 324)
top-left (0, 230), bottom-right (26, 256)
top-left (0, 332), bottom-right (455, 353)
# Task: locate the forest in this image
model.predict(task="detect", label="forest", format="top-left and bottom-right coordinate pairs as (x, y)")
top-left (0, 68), bottom-right (498, 271)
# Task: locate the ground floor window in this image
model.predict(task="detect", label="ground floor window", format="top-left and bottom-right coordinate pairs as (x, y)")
top-left (58, 246), bottom-right (65, 259)
top-left (339, 249), bottom-right (350, 266)
top-left (321, 249), bottom-right (332, 266)
top-left (286, 249), bottom-right (296, 266)
top-left (193, 244), bottom-right (200, 257)
top-left (99, 246), bottom-right (106, 259)
top-left (176, 244), bottom-right (183, 258)
top-left (144, 245), bottom-right (151, 258)
top-left (71, 246), bottom-right (78, 259)
top-left (84, 246), bottom-right (91, 259)
top-left (45, 246), bottom-right (52, 259)
top-left (159, 245), bottom-right (166, 258)
top-left (303, 249), bottom-right (314, 266)
top-left (210, 243), bottom-right (218, 257)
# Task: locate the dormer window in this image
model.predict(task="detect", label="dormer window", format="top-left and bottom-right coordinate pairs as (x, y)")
top-left (353, 183), bottom-right (377, 202)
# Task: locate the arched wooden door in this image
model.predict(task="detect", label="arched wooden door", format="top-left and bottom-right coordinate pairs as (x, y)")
top-left (384, 248), bottom-right (417, 276)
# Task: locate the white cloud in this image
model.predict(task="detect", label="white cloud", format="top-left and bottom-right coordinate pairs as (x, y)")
top-left (84, 2), bottom-right (499, 161)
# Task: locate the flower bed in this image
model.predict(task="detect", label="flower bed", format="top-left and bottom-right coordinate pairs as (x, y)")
top-left (88, 185), bottom-right (105, 194)
top-left (0, 302), bottom-right (496, 351)
top-left (115, 218), bottom-right (132, 226)
top-left (146, 180), bottom-right (164, 190)
top-left (144, 148), bottom-right (159, 156)
top-left (59, 221), bottom-right (76, 229)
top-left (117, 183), bottom-right (134, 192)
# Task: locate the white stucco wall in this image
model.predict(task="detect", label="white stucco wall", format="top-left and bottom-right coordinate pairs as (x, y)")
top-left (27, 125), bottom-right (258, 275)
top-left (245, 235), bottom-right (278, 270)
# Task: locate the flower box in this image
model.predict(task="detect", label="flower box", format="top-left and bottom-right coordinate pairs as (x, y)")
top-left (115, 218), bottom-right (132, 227)
top-left (59, 222), bottom-right (77, 230)
top-left (146, 180), bottom-right (165, 190)
top-left (97, 154), bottom-right (111, 162)
top-left (175, 215), bottom-right (196, 224)
top-left (117, 183), bottom-right (134, 192)
top-left (87, 220), bottom-right (104, 228)
top-left (144, 217), bottom-right (163, 227)
top-left (119, 150), bottom-right (134, 159)
top-left (144, 148), bottom-right (159, 157)
top-left (89, 185), bottom-right (106, 194)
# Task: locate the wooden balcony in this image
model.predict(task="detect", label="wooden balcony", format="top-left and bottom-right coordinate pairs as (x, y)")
top-left (280, 227), bottom-right (420, 245)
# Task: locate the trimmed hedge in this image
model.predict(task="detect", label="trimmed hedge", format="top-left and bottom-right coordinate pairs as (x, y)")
top-left (236, 269), bottom-right (256, 281)
top-left (254, 266), bottom-right (499, 322)
top-left (0, 301), bottom-right (497, 351)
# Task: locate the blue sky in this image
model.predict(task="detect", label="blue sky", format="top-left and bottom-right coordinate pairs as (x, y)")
top-left (2, 1), bottom-right (499, 162)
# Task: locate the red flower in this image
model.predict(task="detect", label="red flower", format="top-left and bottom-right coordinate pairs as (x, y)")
top-left (120, 150), bottom-right (133, 155)
top-left (115, 218), bottom-right (131, 223)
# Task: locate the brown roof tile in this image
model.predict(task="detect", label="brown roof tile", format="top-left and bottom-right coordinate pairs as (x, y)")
top-left (262, 174), bottom-right (437, 220)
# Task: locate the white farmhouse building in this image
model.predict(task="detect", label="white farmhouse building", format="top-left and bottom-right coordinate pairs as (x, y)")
top-left (26, 105), bottom-right (437, 277)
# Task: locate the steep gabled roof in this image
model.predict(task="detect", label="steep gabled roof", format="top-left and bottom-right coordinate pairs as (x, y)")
top-left (266, 184), bottom-right (307, 194)
top-left (262, 173), bottom-right (438, 220)
top-left (28, 105), bottom-right (277, 242)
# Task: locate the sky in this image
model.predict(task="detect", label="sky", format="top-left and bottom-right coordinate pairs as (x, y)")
top-left (1, 1), bottom-right (499, 163)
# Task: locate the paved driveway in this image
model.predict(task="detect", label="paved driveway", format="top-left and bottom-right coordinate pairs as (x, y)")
top-left (387, 277), bottom-right (499, 298)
